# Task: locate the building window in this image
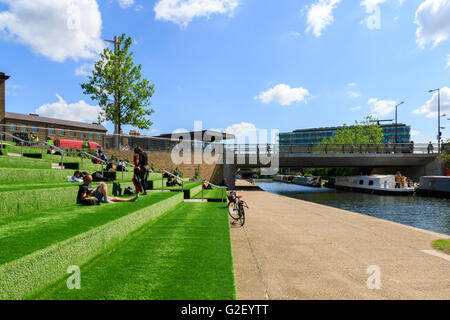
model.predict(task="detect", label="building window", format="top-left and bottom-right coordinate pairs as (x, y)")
top-left (31, 126), bottom-right (38, 133)
top-left (359, 180), bottom-right (364, 185)
top-left (21, 125), bottom-right (27, 133)
top-left (96, 134), bottom-right (102, 140)
top-left (368, 180), bottom-right (374, 186)
top-left (88, 133), bottom-right (94, 139)
top-left (80, 132), bottom-right (86, 138)
top-left (9, 123), bottom-right (17, 131)
top-left (70, 131), bottom-right (76, 137)
top-left (48, 128), bottom-right (55, 135)
top-left (60, 129), bottom-right (65, 136)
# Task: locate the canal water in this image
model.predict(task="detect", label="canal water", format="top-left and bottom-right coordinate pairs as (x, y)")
top-left (254, 180), bottom-right (450, 236)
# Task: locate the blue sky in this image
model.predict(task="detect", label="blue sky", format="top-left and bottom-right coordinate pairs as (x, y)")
top-left (0, 0), bottom-right (449, 143)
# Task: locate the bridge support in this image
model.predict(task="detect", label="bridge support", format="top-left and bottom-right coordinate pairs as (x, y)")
top-left (371, 159), bottom-right (445, 182)
top-left (223, 164), bottom-right (237, 189)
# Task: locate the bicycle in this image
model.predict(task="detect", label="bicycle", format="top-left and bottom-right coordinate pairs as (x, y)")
top-left (227, 190), bottom-right (249, 226)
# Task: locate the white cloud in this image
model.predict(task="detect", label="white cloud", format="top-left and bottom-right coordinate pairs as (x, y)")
top-left (347, 82), bottom-right (358, 87)
top-left (351, 106), bottom-right (362, 111)
top-left (224, 122), bottom-right (259, 137)
top-left (35, 94), bottom-right (101, 123)
top-left (154, 0), bottom-right (239, 27)
top-left (306, 0), bottom-right (341, 37)
top-left (75, 63), bottom-right (93, 77)
top-left (255, 84), bottom-right (311, 106)
top-left (446, 54), bottom-right (450, 69)
top-left (413, 87), bottom-right (450, 118)
top-left (347, 91), bottom-right (361, 98)
top-left (0, 0), bottom-right (104, 62)
top-left (5, 82), bottom-right (21, 96)
top-left (118, 0), bottom-right (134, 8)
top-left (415, 0), bottom-right (450, 48)
top-left (411, 130), bottom-right (421, 137)
top-left (368, 98), bottom-right (397, 117)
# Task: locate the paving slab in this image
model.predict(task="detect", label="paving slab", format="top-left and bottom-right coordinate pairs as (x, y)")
top-left (230, 183), bottom-right (450, 300)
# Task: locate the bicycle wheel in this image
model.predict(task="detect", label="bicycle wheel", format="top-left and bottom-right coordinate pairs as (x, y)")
top-left (228, 201), bottom-right (239, 220)
top-left (239, 209), bottom-right (245, 226)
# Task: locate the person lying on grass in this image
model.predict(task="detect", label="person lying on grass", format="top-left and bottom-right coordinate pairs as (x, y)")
top-left (166, 176), bottom-right (182, 187)
top-left (70, 171), bottom-right (84, 183)
top-left (77, 175), bottom-right (139, 204)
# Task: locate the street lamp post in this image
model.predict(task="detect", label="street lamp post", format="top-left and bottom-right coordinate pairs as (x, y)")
top-left (428, 88), bottom-right (441, 153)
top-left (105, 36), bottom-right (120, 150)
top-left (394, 101), bottom-right (404, 144)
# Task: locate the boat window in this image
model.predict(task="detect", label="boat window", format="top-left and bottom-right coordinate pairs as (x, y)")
top-left (368, 180), bottom-right (374, 186)
top-left (359, 180), bottom-right (364, 185)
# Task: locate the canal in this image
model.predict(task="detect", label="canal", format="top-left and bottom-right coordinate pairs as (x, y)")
top-left (254, 180), bottom-right (450, 236)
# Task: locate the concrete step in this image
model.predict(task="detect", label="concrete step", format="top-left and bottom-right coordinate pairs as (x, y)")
top-left (51, 163), bottom-right (65, 170)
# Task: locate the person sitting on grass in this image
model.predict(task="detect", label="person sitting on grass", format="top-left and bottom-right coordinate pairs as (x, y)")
top-left (202, 182), bottom-right (212, 190)
top-left (77, 174), bottom-right (138, 204)
top-left (166, 176), bottom-right (182, 187)
top-left (70, 171), bottom-right (84, 183)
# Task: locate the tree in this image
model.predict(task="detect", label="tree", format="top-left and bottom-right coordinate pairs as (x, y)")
top-left (321, 115), bottom-right (384, 145)
top-left (439, 138), bottom-right (450, 168)
top-left (81, 34), bottom-right (155, 147)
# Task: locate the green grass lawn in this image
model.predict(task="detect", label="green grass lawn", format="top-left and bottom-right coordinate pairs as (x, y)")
top-left (37, 203), bottom-right (236, 300)
top-left (432, 239), bottom-right (450, 254)
top-left (0, 181), bottom-right (135, 218)
top-left (0, 192), bottom-right (176, 265)
top-left (192, 187), bottom-right (227, 201)
top-left (0, 156), bottom-right (52, 169)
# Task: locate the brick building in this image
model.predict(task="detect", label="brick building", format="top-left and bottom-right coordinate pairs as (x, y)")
top-left (0, 72), bottom-right (107, 145)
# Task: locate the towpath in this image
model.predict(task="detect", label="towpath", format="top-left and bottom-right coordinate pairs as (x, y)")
top-left (230, 180), bottom-right (450, 299)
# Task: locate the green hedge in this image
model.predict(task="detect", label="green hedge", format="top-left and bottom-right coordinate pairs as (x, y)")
top-left (0, 182), bottom-right (134, 218)
top-left (0, 192), bottom-right (183, 299)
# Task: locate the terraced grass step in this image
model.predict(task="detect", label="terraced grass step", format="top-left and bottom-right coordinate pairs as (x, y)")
top-left (0, 181), bottom-right (134, 218)
top-left (0, 192), bottom-right (184, 300)
top-left (0, 168), bottom-right (135, 185)
top-left (37, 203), bottom-right (236, 300)
top-left (0, 156), bottom-right (52, 169)
top-left (192, 187), bottom-right (227, 202)
top-left (152, 182), bottom-right (203, 199)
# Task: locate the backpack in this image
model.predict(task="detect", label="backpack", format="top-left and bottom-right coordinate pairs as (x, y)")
top-left (124, 187), bottom-right (136, 195)
top-left (81, 196), bottom-right (100, 206)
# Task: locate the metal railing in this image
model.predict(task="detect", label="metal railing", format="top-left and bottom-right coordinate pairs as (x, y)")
top-left (224, 143), bottom-right (441, 155)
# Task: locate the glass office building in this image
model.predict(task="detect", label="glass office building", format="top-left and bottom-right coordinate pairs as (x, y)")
top-left (279, 123), bottom-right (411, 146)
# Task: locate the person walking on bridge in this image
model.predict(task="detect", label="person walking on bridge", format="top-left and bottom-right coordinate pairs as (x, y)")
top-left (427, 141), bottom-right (434, 154)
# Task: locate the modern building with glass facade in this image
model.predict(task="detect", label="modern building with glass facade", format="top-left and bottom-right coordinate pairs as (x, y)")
top-left (279, 123), bottom-right (411, 146)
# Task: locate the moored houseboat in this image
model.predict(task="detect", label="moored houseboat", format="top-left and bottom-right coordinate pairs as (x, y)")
top-left (416, 176), bottom-right (450, 199)
top-left (335, 175), bottom-right (414, 196)
top-left (292, 176), bottom-right (322, 188)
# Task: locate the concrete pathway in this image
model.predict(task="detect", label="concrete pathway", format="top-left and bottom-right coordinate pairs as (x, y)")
top-left (230, 182), bottom-right (450, 300)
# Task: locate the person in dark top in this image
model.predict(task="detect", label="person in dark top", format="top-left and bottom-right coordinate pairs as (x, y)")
top-left (167, 176), bottom-right (182, 187)
top-left (135, 146), bottom-right (149, 195)
top-left (77, 174), bottom-right (138, 204)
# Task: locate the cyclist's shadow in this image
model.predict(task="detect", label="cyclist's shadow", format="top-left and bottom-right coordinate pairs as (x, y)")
top-left (229, 220), bottom-right (244, 228)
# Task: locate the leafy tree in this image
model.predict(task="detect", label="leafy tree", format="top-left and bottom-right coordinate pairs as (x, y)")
top-left (321, 115), bottom-right (384, 145)
top-left (439, 138), bottom-right (450, 167)
top-left (81, 34), bottom-right (155, 137)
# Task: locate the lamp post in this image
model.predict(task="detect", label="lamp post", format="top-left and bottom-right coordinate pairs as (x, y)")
top-left (394, 101), bottom-right (404, 144)
top-left (105, 36), bottom-right (120, 150)
top-left (428, 88), bottom-right (441, 153)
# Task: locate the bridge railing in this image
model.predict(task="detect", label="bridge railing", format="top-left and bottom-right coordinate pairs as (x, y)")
top-left (224, 143), bottom-right (439, 155)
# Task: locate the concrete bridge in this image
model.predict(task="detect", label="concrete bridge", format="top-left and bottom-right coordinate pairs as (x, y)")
top-left (220, 143), bottom-right (445, 188)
